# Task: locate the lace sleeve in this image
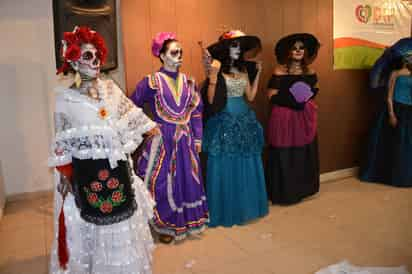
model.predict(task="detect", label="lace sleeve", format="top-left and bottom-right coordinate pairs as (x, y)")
top-left (49, 110), bottom-right (73, 167)
top-left (55, 111), bottom-right (72, 133)
top-left (114, 84), bottom-right (156, 152)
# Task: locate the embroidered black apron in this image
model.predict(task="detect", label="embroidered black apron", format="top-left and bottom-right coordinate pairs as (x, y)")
top-left (71, 158), bottom-right (137, 225)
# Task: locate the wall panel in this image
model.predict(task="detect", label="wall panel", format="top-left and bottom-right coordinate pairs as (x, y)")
top-left (121, 0), bottom-right (377, 173)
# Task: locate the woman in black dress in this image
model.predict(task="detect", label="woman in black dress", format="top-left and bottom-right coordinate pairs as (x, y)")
top-left (266, 33), bottom-right (321, 204)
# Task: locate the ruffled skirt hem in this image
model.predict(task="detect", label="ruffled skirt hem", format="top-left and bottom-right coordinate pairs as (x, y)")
top-left (49, 164), bottom-right (155, 274)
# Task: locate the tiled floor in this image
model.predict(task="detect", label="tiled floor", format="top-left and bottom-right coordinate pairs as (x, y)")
top-left (0, 177), bottom-right (411, 274)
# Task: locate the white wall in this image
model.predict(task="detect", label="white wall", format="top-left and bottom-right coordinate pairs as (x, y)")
top-left (0, 161), bottom-right (5, 219)
top-left (0, 0), bottom-right (125, 196)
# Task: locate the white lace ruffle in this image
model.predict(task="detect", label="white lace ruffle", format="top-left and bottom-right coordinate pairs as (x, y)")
top-left (316, 260), bottom-right (410, 274)
top-left (115, 106), bottom-right (156, 155)
top-left (49, 166), bottom-right (155, 274)
top-left (49, 80), bottom-right (156, 169)
top-left (48, 109), bottom-right (155, 169)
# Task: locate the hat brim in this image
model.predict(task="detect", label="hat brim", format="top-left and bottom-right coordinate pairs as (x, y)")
top-left (207, 35), bottom-right (261, 61)
top-left (390, 37), bottom-right (412, 59)
top-left (370, 38), bottom-right (412, 91)
top-left (275, 33), bottom-right (320, 64)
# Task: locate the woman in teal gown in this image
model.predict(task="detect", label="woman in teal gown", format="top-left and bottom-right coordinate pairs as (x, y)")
top-left (200, 30), bottom-right (268, 227)
top-left (360, 38), bottom-right (412, 187)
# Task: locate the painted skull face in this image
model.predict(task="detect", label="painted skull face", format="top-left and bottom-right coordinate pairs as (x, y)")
top-left (229, 41), bottom-right (241, 60)
top-left (161, 41), bottom-right (183, 69)
top-left (71, 43), bottom-right (101, 78)
top-left (291, 41), bottom-right (305, 61)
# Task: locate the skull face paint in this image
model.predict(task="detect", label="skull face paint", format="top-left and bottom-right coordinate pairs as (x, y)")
top-left (161, 41), bottom-right (183, 70)
top-left (229, 41), bottom-right (241, 60)
top-left (71, 43), bottom-right (101, 78)
top-left (290, 41), bottom-right (305, 61)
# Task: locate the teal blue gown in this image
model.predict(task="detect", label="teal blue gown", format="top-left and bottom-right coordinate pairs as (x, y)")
top-left (360, 75), bottom-right (412, 187)
top-left (203, 73), bottom-right (268, 227)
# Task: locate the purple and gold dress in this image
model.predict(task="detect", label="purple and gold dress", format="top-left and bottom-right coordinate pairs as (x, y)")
top-left (131, 68), bottom-right (208, 240)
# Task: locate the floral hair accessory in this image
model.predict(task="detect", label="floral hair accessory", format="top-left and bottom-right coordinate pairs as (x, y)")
top-left (220, 30), bottom-right (246, 40)
top-left (57, 26), bottom-right (108, 74)
top-left (207, 30), bottom-right (261, 62)
top-left (151, 32), bottom-right (177, 57)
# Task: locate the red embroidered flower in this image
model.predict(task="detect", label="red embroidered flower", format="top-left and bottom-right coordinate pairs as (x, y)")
top-left (111, 191), bottom-right (123, 203)
top-left (64, 44), bottom-right (81, 62)
top-left (100, 201), bottom-right (113, 213)
top-left (90, 181), bottom-right (103, 192)
top-left (87, 193), bottom-right (99, 205)
top-left (98, 169), bottom-right (110, 181)
top-left (107, 178), bottom-right (120, 189)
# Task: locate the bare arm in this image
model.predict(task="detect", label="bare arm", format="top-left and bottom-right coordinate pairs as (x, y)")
top-left (245, 62), bottom-right (262, 101)
top-left (207, 59), bottom-right (221, 104)
top-left (387, 71), bottom-right (398, 127)
top-left (387, 71), bottom-right (397, 115)
top-left (267, 66), bottom-right (285, 100)
top-left (267, 88), bottom-right (279, 99)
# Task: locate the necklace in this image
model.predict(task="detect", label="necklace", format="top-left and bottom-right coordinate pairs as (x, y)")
top-left (75, 80), bottom-right (100, 100)
top-left (288, 62), bottom-right (303, 75)
top-left (87, 86), bottom-right (100, 100)
top-left (86, 80), bottom-right (99, 100)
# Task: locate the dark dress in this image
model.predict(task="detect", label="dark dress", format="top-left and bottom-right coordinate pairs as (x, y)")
top-left (360, 75), bottom-right (412, 187)
top-left (266, 74), bottom-right (320, 204)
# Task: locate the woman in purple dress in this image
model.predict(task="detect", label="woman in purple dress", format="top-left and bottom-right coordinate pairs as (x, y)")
top-left (131, 32), bottom-right (208, 243)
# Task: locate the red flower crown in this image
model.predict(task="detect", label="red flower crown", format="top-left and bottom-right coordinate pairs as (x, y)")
top-left (57, 26), bottom-right (108, 74)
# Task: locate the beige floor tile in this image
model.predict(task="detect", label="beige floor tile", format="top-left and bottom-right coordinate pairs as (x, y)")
top-left (219, 218), bottom-right (281, 254)
top-left (194, 256), bottom-right (274, 274)
top-left (0, 237), bottom-right (47, 274)
top-left (0, 178), bottom-right (411, 274)
top-left (45, 218), bottom-right (54, 255)
top-left (0, 224), bottom-right (45, 255)
top-left (0, 254), bottom-right (48, 274)
top-left (151, 242), bottom-right (197, 274)
top-left (0, 197), bottom-right (52, 232)
top-left (152, 228), bottom-right (249, 274)
top-left (256, 246), bottom-right (343, 274)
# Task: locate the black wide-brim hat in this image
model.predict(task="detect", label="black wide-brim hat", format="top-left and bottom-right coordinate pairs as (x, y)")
top-left (370, 37), bottom-right (412, 91)
top-left (207, 30), bottom-right (262, 61)
top-left (275, 33), bottom-right (320, 64)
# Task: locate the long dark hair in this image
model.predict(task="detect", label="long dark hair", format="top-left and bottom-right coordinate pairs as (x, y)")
top-left (218, 41), bottom-right (247, 74)
top-left (201, 36), bottom-right (262, 120)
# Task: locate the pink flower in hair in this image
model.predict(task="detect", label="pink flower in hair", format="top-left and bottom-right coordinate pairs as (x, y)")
top-left (151, 32), bottom-right (177, 57)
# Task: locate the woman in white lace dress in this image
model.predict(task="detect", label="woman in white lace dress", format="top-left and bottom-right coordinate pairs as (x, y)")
top-left (48, 26), bottom-right (158, 274)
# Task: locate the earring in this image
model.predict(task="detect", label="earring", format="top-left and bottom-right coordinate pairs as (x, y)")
top-left (74, 71), bottom-right (82, 88)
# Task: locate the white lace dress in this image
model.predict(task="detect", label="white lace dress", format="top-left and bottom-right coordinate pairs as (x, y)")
top-left (48, 79), bottom-right (156, 274)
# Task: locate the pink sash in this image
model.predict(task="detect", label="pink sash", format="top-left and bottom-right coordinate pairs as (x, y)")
top-left (267, 101), bottom-right (318, 147)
